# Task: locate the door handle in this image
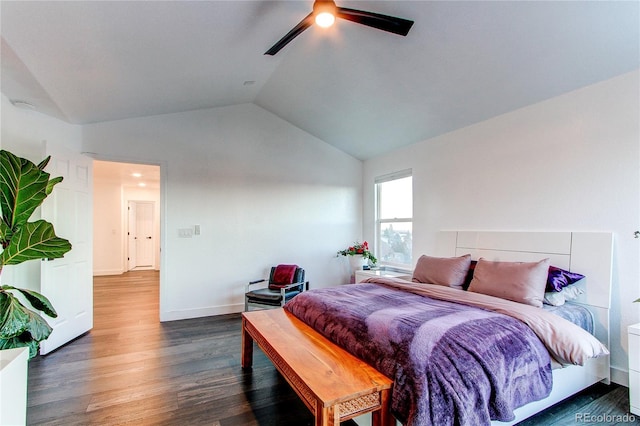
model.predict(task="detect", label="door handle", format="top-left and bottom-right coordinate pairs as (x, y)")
top-left (147, 236), bottom-right (152, 239)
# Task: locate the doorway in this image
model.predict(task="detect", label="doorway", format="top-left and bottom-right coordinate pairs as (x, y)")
top-left (128, 200), bottom-right (156, 270)
top-left (93, 160), bottom-right (161, 275)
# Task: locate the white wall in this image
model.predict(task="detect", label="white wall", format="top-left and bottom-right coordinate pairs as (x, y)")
top-left (363, 70), bottom-right (640, 383)
top-left (93, 178), bottom-right (125, 275)
top-left (0, 94), bottom-right (83, 292)
top-left (1, 94), bottom-right (82, 158)
top-left (83, 103), bottom-right (363, 320)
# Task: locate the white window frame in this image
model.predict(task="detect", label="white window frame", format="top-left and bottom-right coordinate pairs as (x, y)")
top-left (374, 169), bottom-right (412, 268)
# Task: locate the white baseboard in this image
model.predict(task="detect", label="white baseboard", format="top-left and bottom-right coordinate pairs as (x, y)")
top-left (93, 268), bottom-right (161, 276)
top-left (93, 269), bottom-right (124, 276)
top-left (160, 303), bottom-right (243, 322)
top-left (611, 365), bottom-right (629, 387)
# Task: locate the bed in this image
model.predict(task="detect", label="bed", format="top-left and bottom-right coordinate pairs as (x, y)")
top-left (250, 231), bottom-right (613, 425)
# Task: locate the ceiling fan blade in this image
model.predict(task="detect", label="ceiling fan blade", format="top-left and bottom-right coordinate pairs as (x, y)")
top-left (265, 12), bottom-right (315, 56)
top-left (336, 7), bottom-right (414, 36)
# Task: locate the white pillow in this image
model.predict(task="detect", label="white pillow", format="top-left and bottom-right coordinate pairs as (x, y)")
top-left (543, 291), bottom-right (566, 306)
top-left (562, 284), bottom-right (583, 300)
top-left (543, 283), bottom-right (584, 306)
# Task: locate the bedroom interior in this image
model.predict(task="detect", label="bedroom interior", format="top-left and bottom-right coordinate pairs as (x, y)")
top-left (0, 0), bottom-right (638, 425)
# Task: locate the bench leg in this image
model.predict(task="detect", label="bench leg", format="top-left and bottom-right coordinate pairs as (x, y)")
top-left (372, 389), bottom-right (394, 426)
top-left (316, 405), bottom-right (339, 426)
top-left (241, 318), bottom-right (253, 369)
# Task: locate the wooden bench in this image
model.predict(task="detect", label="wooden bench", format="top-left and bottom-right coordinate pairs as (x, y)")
top-left (242, 308), bottom-right (394, 426)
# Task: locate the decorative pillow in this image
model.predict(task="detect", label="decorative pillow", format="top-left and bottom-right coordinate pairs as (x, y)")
top-left (269, 264), bottom-right (298, 289)
top-left (412, 254), bottom-right (472, 289)
top-left (546, 266), bottom-right (585, 292)
top-left (543, 282), bottom-right (585, 306)
top-left (468, 258), bottom-right (550, 307)
top-left (464, 262), bottom-right (585, 293)
top-left (561, 283), bottom-right (583, 300)
top-left (543, 291), bottom-right (566, 306)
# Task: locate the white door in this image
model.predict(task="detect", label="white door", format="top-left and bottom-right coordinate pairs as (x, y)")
top-left (135, 202), bottom-right (154, 267)
top-left (39, 144), bottom-right (93, 355)
top-left (127, 201), bottom-right (154, 269)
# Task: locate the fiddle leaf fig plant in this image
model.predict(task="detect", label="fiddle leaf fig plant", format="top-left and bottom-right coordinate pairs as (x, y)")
top-left (0, 149), bottom-right (71, 358)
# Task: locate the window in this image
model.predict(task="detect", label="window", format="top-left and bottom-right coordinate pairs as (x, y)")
top-left (375, 170), bottom-right (412, 266)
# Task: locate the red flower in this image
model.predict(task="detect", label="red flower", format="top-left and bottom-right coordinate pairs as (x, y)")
top-left (336, 241), bottom-right (377, 265)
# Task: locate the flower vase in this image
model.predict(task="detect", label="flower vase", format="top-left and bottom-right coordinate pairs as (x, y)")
top-left (348, 255), bottom-right (368, 272)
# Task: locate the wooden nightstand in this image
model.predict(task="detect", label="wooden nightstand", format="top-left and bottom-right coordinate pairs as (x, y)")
top-left (629, 323), bottom-right (640, 415)
top-left (355, 269), bottom-right (411, 283)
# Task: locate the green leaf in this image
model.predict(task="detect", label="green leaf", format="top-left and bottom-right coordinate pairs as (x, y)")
top-left (36, 156), bottom-right (51, 171)
top-left (1, 285), bottom-right (57, 318)
top-left (0, 220), bottom-right (71, 265)
top-left (21, 308), bottom-right (53, 342)
top-left (46, 176), bottom-right (63, 196)
top-left (0, 219), bottom-right (11, 247)
top-left (0, 150), bottom-right (54, 230)
top-left (0, 291), bottom-right (30, 339)
top-left (0, 289), bottom-right (53, 359)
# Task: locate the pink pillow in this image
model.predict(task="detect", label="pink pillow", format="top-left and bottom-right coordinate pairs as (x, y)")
top-left (412, 254), bottom-right (472, 289)
top-left (468, 258), bottom-right (550, 307)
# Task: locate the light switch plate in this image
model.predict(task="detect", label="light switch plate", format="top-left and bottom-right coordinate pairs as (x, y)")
top-left (178, 228), bottom-right (193, 238)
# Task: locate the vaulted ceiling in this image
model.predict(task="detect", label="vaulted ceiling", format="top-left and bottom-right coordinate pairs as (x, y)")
top-left (1, 1), bottom-right (638, 160)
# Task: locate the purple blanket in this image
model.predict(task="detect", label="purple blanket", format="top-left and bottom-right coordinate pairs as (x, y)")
top-left (284, 283), bottom-right (552, 426)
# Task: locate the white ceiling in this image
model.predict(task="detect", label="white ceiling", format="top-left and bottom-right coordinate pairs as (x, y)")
top-left (93, 160), bottom-right (160, 189)
top-left (1, 1), bottom-right (638, 160)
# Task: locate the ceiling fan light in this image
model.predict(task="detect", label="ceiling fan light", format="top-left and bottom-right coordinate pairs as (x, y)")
top-left (315, 12), bottom-right (335, 28)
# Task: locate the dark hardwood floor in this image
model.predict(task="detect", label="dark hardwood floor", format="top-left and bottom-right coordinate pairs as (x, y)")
top-left (26, 271), bottom-right (637, 425)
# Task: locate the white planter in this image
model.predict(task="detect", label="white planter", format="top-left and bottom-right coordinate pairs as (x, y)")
top-left (348, 254), bottom-right (368, 271)
top-left (0, 347), bottom-right (29, 426)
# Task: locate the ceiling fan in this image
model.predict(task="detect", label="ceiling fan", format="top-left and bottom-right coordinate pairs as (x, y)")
top-left (265, 0), bottom-right (414, 56)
